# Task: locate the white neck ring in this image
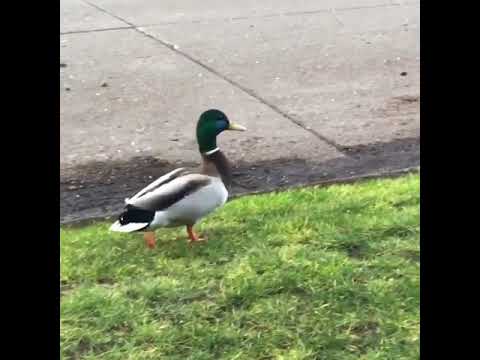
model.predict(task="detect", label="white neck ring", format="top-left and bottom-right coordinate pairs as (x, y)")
top-left (203, 147), bottom-right (220, 156)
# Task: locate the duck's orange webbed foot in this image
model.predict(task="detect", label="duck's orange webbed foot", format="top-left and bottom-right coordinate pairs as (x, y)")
top-left (186, 225), bottom-right (208, 245)
top-left (143, 231), bottom-right (156, 249)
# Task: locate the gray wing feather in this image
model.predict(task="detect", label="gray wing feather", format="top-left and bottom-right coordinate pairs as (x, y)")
top-left (126, 168), bottom-right (189, 203)
top-left (127, 173), bottom-right (212, 212)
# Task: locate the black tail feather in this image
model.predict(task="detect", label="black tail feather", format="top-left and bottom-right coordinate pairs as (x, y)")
top-left (119, 205), bottom-right (155, 225)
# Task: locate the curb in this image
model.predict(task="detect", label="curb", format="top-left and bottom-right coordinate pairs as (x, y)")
top-left (60, 166), bottom-right (419, 228)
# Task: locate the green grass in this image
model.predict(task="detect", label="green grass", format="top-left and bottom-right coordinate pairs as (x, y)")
top-left (61, 174), bottom-right (419, 360)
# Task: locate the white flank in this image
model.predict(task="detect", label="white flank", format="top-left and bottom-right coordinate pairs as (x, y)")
top-left (149, 177), bottom-right (228, 228)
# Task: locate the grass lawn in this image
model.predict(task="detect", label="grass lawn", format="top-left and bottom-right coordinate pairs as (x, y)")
top-left (61, 174), bottom-right (419, 360)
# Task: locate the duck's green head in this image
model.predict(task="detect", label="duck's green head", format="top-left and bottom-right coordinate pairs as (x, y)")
top-left (196, 109), bottom-right (246, 154)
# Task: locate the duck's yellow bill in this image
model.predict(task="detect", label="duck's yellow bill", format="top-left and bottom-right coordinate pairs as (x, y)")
top-left (228, 122), bottom-right (247, 131)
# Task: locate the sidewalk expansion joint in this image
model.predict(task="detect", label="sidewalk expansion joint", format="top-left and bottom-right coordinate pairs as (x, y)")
top-left (61, 26), bottom-right (134, 35)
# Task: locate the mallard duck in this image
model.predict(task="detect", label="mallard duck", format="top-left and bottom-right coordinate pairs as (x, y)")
top-left (109, 109), bottom-right (246, 248)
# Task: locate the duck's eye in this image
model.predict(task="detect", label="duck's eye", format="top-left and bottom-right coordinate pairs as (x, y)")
top-left (216, 119), bottom-right (228, 130)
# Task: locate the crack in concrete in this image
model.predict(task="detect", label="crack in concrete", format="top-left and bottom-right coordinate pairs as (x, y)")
top-left (61, 26), bottom-right (134, 35)
top-left (82, 0), bottom-right (137, 27)
top-left (329, 8), bottom-right (345, 27)
top-left (144, 28), bottom-right (351, 154)
top-left (141, 27), bottom-right (349, 153)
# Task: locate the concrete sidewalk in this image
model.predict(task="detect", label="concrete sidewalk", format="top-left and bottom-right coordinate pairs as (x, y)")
top-left (60, 0), bottom-right (419, 222)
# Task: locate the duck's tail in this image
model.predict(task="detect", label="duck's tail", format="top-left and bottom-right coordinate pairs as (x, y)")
top-left (109, 205), bottom-right (154, 233)
top-left (109, 221), bottom-right (150, 233)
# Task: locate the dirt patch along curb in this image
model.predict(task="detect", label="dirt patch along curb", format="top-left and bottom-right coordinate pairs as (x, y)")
top-left (61, 137), bottom-right (419, 224)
